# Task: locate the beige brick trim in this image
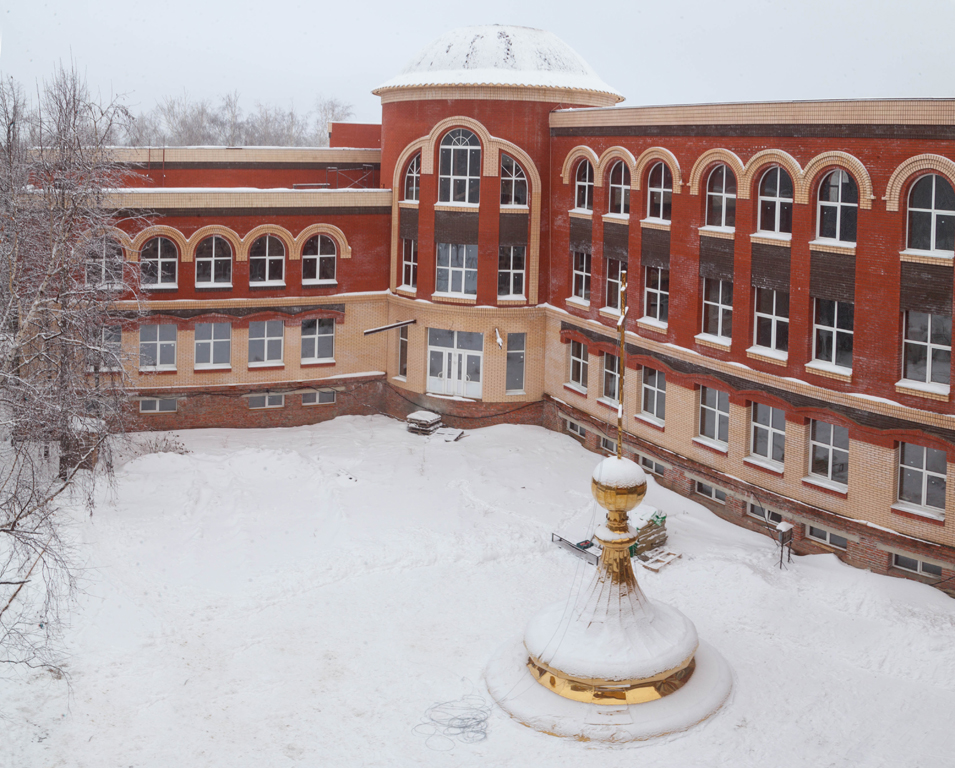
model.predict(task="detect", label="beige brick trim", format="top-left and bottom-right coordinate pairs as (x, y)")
top-left (688, 149), bottom-right (746, 197)
top-left (106, 189), bottom-right (392, 210)
top-left (899, 251), bottom-right (954, 266)
top-left (799, 152), bottom-right (874, 210)
top-left (130, 226), bottom-right (189, 262)
top-left (560, 146), bottom-right (600, 185)
top-left (594, 147), bottom-right (637, 187)
top-left (634, 147), bottom-right (683, 193)
top-left (391, 140), bottom-right (428, 292)
top-left (110, 147), bottom-right (381, 165)
top-left (699, 227), bottom-right (735, 240)
top-left (740, 150), bottom-right (802, 198)
top-left (186, 226), bottom-right (242, 264)
top-left (420, 116), bottom-right (497, 176)
top-left (884, 154), bottom-right (955, 212)
top-left (238, 225), bottom-right (295, 263)
top-left (639, 219), bottom-right (671, 231)
top-left (105, 227), bottom-right (135, 260)
top-left (294, 224), bottom-right (352, 260)
top-left (374, 84), bottom-right (620, 107)
top-left (895, 382), bottom-right (950, 402)
top-left (810, 241), bottom-right (856, 256)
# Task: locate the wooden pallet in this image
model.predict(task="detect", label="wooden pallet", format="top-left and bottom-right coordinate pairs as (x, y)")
top-left (639, 547), bottom-right (682, 572)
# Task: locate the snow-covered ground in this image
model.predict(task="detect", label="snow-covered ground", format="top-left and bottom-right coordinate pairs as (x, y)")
top-left (4, 416), bottom-right (955, 767)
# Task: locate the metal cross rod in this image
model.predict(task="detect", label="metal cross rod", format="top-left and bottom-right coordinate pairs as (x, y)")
top-left (617, 271), bottom-right (628, 459)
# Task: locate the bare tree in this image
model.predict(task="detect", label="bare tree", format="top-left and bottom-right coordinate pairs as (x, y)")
top-left (0, 67), bottom-right (144, 675)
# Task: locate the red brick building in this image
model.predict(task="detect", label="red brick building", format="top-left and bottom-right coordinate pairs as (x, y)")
top-left (105, 25), bottom-right (955, 592)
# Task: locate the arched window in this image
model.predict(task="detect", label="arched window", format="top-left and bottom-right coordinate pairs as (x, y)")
top-left (249, 235), bottom-right (285, 284)
top-left (87, 237), bottom-right (124, 287)
top-left (646, 162), bottom-right (673, 221)
top-left (404, 154), bottom-right (420, 202)
top-left (140, 236), bottom-right (178, 287)
top-left (907, 173), bottom-right (955, 252)
top-left (501, 154), bottom-right (527, 206)
top-left (758, 167), bottom-right (794, 234)
top-left (706, 164), bottom-right (737, 228)
top-left (195, 235), bottom-right (233, 286)
top-left (608, 161), bottom-right (630, 215)
top-left (817, 170), bottom-right (858, 243)
top-left (302, 234), bottom-right (336, 283)
top-left (438, 129), bottom-right (481, 204)
top-left (575, 160), bottom-right (594, 211)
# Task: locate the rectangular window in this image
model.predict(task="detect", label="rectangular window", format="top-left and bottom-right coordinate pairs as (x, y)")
top-left (892, 553), bottom-right (943, 577)
top-left (699, 386), bottom-right (729, 444)
top-left (603, 353), bottom-right (620, 402)
top-left (92, 325), bottom-right (123, 372)
top-left (569, 340), bottom-right (588, 390)
top-left (506, 333), bottom-right (525, 392)
top-left (301, 318), bottom-right (335, 363)
top-left (898, 442), bottom-right (947, 512)
top-left (194, 322), bottom-right (231, 369)
top-left (813, 299), bottom-right (854, 369)
top-left (248, 320), bottom-right (284, 366)
top-left (747, 502), bottom-right (783, 524)
top-left (751, 403), bottom-right (786, 465)
top-left (702, 278), bottom-right (733, 339)
top-left (696, 481), bottom-right (727, 503)
top-left (398, 325), bottom-right (408, 378)
top-left (572, 251), bottom-right (592, 301)
top-left (605, 258), bottom-right (622, 311)
top-left (807, 525), bottom-right (848, 550)
top-left (139, 397), bottom-right (177, 413)
top-left (248, 394), bottom-right (284, 409)
top-left (498, 246), bottom-right (526, 297)
top-left (436, 243), bottom-right (477, 295)
top-left (601, 436), bottom-right (617, 453)
top-left (303, 390), bottom-right (336, 405)
top-left (566, 420), bottom-right (586, 438)
top-left (639, 455), bottom-right (665, 476)
top-left (641, 367), bottom-right (666, 422)
top-left (809, 420), bottom-right (849, 486)
top-left (402, 239), bottom-right (418, 288)
top-left (139, 324), bottom-right (177, 370)
top-left (754, 287), bottom-right (789, 352)
top-left (644, 267), bottom-right (669, 323)
top-left (903, 310), bottom-right (951, 386)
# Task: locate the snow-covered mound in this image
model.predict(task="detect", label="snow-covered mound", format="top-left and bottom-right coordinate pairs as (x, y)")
top-left (592, 455), bottom-right (646, 489)
top-left (374, 25), bottom-right (622, 100)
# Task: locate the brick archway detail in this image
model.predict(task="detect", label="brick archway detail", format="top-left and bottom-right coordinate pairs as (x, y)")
top-left (560, 146), bottom-right (600, 185)
top-left (294, 224), bottom-right (352, 261)
top-left (390, 139), bottom-right (428, 292)
top-left (635, 147), bottom-right (683, 193)
top-left (187, 226), bottom-right (242, 264)
top-left (884, 154), bottom-right (955, 212)
top-left (238, 225), bottom-right (294, 263)
top-left (688, 149), bottom-right (745, 197)
top-left (130, 226), bottom-right (188, 263)
top-left (799, 152), bottom-right (874, 209)
top-left (421, 116), bottom-right (496, 176)
top-left (740, 150), bottom-right (802, 200)
top-left (594, 147), bottom-right (636, 187)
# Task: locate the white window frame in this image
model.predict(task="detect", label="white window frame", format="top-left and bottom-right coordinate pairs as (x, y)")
top-left (572, 251), bottom-right (592, 302)
top-left (608, 161), bottom-right (631, 216)
top-left (140, 236), bottom-right (178, 288)
top-left (602, 353), bottom-right (620, 403)
top-left (601, 436), bottom-right (617, 454)
top-left (605, 258), bottom-right (622, 311)
top-left (816, 169), bottom-right (858, 244)
top-left (813, 299), bottom-right (854, 370)
top-left (301, 318), bottom-right (335, 363)
top-left (753, 287), bottom-right (789, 353)
top-left (702, 278), bottom-right (733, 339)
top-left (501, 154), bottom-right (528, 207)
top-left (569, 340), bottom-right (588, 391)
top-left (641, 367), bottom-right (666, 422)
top-left (438, 128), bottom-right (481, 205)
top-left (436, 243), bottom-right (478, 296)
top-left (639, 454), bottom-right (666, 476)
top-left (747, 502), bottom-right (782, 524)
top-left (194, 322), bottom-right (231, 370)
top-left (397, 325), bottom-right (408, 379)
top-left (302, 234), bottom-right (336, 285)
top-left (92, 325), bottom-right (122, 372)
top-left (575, 160), bottom-right (594, 211)
top-left (248, 393), bottom-right (284, 409)
top-left (757, 167), bottom-right (794, 235)
top-left (498, 245), bottom-right (526, 297)
top-left (139, 397), bottom-right (177, 413)
top-left (566, 419), bottom-right (586, 438)
top-left (898, 442), bottom-right (947, 513)
top-left (892, 553), bottom-right (943, 577)
top-left (644, 266), bottom-right (669, 324)
top-left (807, 525), bottom-right (848, 550)
top-left (907, 173), bottom-right (955, 254)
top-left (303, 390), bottom-right (336, 406)
top-left (249, 235), bottom-right (285, 286)
top-left (401, 239), bottom-right (418, 289)
top-left (87, 238), bottom-right (125, 288)
top-left (404, 154), bottom-right (420, 202)
top-left (139, 324), bottom-right (177, 371)
top-left (646, 161), bottom-right (673, 221)
top-left (705, 164), bottom-right (737, 229)
top-left (194, 235), bottom-right (232, 287)
top-left (902, 310), bottom-right (951, 387)
top-left (808, 420), bottom-right (849, 487)
top-left (696, 481), bottom-right (727, 503)
top-left (750, 402), bottom-right (786, 466)
top-left (248, 320), bottom-right (284, 367)
top-left (506, 333), bottom-right (525, 393)
top-left (699, 386), bottom-right (729, 445)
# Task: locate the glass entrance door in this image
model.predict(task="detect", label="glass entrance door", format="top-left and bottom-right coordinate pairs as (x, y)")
top-left (427, 329), bottom-right (483, 398)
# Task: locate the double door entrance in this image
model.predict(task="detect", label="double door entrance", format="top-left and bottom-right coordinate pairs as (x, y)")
top-left (427, 329), bottom-right (483, 399)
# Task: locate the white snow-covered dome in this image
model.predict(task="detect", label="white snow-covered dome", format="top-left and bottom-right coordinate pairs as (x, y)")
top-left (374, 25), bottom-right (623, 102)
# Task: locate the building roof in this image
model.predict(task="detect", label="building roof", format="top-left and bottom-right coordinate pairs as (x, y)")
top-left (373, 25), bottom-right (622, 101)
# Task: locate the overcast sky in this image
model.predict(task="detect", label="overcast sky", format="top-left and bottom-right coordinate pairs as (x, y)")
top-left (3, 0), bottom-right (955, 125)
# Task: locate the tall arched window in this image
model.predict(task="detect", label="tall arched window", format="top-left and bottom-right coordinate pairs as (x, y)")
top-left (647, 162), bottom-right (673, 221)
top-left (404, 154), bottom-right (420, 202)
top-left (87, 237), bottom-right (125, 287)
top-left (249, 235), bottom-right (285, 284)
top-left (438, 129), bottom-right (481, 204)
top-left (758, 167), bottom-right (794, 234)
top-left (140, 236), bottom-right (178, 287)
top-left (302, 234), bottom-right (336, 283)
top-left (500, 154), bottom-right (527, 206)
top-left (706, 164), bottom-right (737, 228)
top-left (608, 161), bottom-right (630, 215)
top-left (575, 160), bottom-right (594, 211)
top-left (817, 170), bottom-right (858, 243)
top-left (195, 235), bottom-right (233, 286)
top-left (908, 173), bottom-right (955, 253)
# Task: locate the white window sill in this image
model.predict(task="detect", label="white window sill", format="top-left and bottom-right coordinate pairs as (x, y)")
top-left (597, 395), bottom-right (621, 409)
top-left (568, 207), bottom-right (593, 217)
top-left (899, 248), bottom-right (954, 263)
top-left (640, 216), bottom-right (671, 229)
top-left (505, 390), bottom-right (527, 396)
top-left (396, 285), bottom-right (417, 297)
top-left (431, 291), bottom-right (477, 303)
top-left (565, 296), bottom-right (591, 309)
top-left (497, 294), bottom-right (527, 300)
top-left (637, 316), bottom-right (667, 332)
top-left (501, 204), bottom-right (529, 212)
top-left (744, 454), bottom-right (784, 475)
top-left (692, 436), bottom-right (728, 454)
top-left (747, 345), bottom-right (788, 365)
top-left (139, 367), bottom-right (177, 373)
top-left (805, 359), bottom-right (852, 381)
top-left (194, 365), bottom-right (231, 371)
top-left (634, 412), bottom-right (664, 429)
top-left (891, 500), bottom-right (946, 522)
top-left (434, 202), bottom-right (479, 211)
top-left (143, 283), bottom-right (179, 290)
top-left (302, 358), bottom-right (335, 365)
top-left (895, 379), bottom-right (951, 400)
top-left (248, 361), bottom-right (284, 368)
top-left (303, 279), bottom-right (338, 287)
top-left (563, 381), bottom-right (587, 396)
top-left (195, 282), bottom-right (233, 289)
top-left (250, 281), bottom-right (286, 288)
top-left (699, 225), bottom-right (735, 236)
top-left (809, 238), bottom-right (856, 254)
top-left (695, 332), bottom-right (731, 349)
top-left (599, 305), bottom-right (621, 317)
top-left (602, 212), bottom-right (630, 223)
top-left (750, 231), bottom-right (792, 243)
top-left (802, 475), bottom-right (848, 495)
top-left (392, 375), bottom-right (407, 383)
top-left (399, 199), bottom-right (419, 207)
